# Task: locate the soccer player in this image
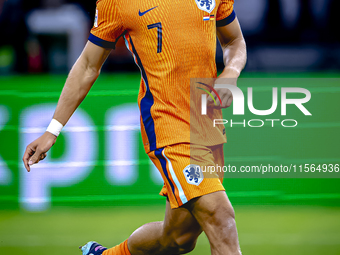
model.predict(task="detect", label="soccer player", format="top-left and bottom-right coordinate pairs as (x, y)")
top-left (22, 0), bottom-right (247, 254)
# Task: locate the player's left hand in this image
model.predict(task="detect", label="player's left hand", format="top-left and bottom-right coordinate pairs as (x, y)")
top-left (207, 69), bottom-right (238, 108)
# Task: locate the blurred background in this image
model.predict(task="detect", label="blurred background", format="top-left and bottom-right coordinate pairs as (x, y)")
top-left (0, 0), bottom-right (340, 73)
top-left (0, 0), bottom-right (339, 255)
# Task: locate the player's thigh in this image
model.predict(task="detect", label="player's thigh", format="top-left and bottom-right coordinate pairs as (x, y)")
top-left (188, 191), bottom-right (241, 254)
top-left (162, 199), bottom-right (202, 247)
top-left (188, 191), bottom-right (236, 241)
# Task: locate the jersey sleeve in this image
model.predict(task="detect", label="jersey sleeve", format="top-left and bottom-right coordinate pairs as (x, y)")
top-left (216, 0), bottom-right (236, 27)
top-left (88, 0), bottom-right (125, 49)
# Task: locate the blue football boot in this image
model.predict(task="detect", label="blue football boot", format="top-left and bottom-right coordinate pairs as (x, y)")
top-left (80, 241), bottom-right (107, 255)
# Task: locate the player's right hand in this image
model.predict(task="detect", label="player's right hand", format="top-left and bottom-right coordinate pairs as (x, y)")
top-left (22, 132), bottom-right (57, 172)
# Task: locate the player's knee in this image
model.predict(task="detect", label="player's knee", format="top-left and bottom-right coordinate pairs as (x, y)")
top-left (175, 235), bottom-right (198, 254)
top-left (221, 214), bottom-right (238, 240)
top-left (163, 231), bottom-right (199, 254)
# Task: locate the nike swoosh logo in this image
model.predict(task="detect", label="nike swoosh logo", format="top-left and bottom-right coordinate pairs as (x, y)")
top-left (139, 6), bottom-right (158, 16)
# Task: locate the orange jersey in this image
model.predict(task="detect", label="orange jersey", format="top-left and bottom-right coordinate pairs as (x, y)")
top-left (89, 0), bottom-right (235, 153)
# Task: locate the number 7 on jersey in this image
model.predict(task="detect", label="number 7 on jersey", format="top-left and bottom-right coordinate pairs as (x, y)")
top-left (147, 22), bottom-right (162, 53)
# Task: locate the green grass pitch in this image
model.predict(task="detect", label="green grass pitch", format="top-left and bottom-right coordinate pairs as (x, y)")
top-left (1, 205), bottom-right (340, 255)
top-left (0, 72), bottom-right (339, 254)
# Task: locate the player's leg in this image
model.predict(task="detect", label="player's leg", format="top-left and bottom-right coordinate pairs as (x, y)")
top-left (183, 144), bottom-right (241, 255)
top-left (188, 191), bottom-right (241, 255)
top-left (127, 198), bottom-right (202, 255)
top-left (81, 143), bottom-right (240, 255)
top-left (81, 198), bottom-right (202, 255)
top-left (126, 145), bottom-right (205, 254)
top-left (80, 191), bottom-right (240, 255)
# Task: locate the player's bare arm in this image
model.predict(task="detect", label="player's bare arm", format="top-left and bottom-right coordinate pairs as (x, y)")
top-left (209, 17), bottom-right (247, 108)
top-left (22, 41), bottom-right (111, 172)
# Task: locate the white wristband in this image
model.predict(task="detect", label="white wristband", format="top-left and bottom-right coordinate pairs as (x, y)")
top-left (46, 119), bottom-right (64, 137)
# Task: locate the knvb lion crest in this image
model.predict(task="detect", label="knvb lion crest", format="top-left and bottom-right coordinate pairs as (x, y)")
top-left (195, 0), bottom-right (216, 13)
top-left (183, 164), bottom-right (204, 186)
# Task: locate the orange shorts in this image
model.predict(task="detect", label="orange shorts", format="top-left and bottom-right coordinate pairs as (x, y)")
top-left (147, 143), bottom-right (225, 209)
